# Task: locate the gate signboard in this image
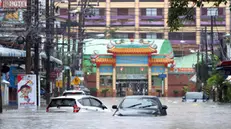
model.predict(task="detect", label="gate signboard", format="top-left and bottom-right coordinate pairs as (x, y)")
top-left (117, 74), bottom-right (147, 80)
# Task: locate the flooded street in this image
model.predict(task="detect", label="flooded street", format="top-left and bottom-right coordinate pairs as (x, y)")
top-left (1, 97), bottom-right (231, 129)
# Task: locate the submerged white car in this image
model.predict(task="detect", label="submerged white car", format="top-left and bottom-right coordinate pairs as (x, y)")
top-left (46, 95), bottom-right (111, 113)
top-left (62, 90), bottom-right (86, 96)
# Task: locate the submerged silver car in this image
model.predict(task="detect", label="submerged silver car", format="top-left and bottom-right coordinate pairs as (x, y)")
top-left (182, 92), bottom-right (209, 102)
top-left (112, 96), bottom-right (168, 116)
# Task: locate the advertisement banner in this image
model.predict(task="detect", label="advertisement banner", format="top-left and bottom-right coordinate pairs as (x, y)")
top-left (2, 0), bottom-right (27, 9)
top-left (17, 74), bottom-right (37, 108)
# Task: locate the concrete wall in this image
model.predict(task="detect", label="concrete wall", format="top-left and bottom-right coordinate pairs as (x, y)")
top-left (168, 74), bottom-right (196, 97)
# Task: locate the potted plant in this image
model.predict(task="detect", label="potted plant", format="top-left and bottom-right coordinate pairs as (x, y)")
top-left (90, 88), bottom-right (98, 96)
top-left (156, 89), bottom-right (162, 97)
top-left (173, 90), bottom-right (179, 97)
top-left (182, 86), bottom-right (189, 95)
top-left (101, 88), bottom-right (109, 97)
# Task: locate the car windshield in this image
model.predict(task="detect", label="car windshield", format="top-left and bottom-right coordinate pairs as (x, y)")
top-left (120, 98), bottom-right (160, 109)
top-left (49, 98), bottom-right (76, 107)
top-left (63, 92), bottom-right (84, 96)
top-left (186, 92), bottom-right (203, 99)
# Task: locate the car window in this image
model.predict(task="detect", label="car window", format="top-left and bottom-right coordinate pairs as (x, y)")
top-left (80, 98), bottom-right (91, 106)
top-left (89, 98), bottom-right (102, 107)
top-left (120, 98), bottom-right (160, 109)
top-left (49, 98), bottom-right (76, 107)
top-left (186, 92), bottom-right (203, 99)
top-left (63, 92), bottom-right (84, 96)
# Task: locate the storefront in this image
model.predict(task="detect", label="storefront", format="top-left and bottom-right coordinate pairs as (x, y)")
top-left (91, 39), bottom-right (174, 97)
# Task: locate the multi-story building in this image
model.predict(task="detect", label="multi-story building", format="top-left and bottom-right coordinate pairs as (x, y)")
top-left (57, 0), bottom-right (230, 57)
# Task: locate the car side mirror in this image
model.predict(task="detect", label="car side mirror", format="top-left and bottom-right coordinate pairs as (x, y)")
top-left (162, 105), bottom-right (168, 110)
top-left (182, 96), bottom-right (186, 102)
top-left (112, 105), bottom-right (118, 109)
top-left (101, 105), bottom-right (107, 110)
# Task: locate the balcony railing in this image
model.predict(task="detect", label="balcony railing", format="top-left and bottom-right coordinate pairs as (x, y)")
top-left (139, 15), bottom-right (163, 20)
top-left (85, 22), bottom-right (106, 26)
top-left (201, 21), bottom-right (226, 26)
top-left (201, 15), bottom-right (225, 20)
top-left (170, 40), bottom-right (196, 44)
top-left (200, 15), bottom-right (226, 26)
top-left (110, 21), bottom-right (135, 26)
top-left (111, 15), bottom-right (135, 20)
top-left (85, 16), bottom-right (106, 20)
top-left (110, 15), bottom-right (135, 26)
top-left (139, 21), bottom-right (164, 26)
top-left (183, 21), bottom-right (196, 26)
top-left (139, 15), bottom-right (164, 26)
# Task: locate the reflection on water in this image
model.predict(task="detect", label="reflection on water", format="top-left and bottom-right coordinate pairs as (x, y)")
top-left (1, 97), bottom-right (231, 129)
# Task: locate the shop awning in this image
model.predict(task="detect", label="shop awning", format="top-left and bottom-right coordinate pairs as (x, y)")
top-left (40, 52), bottom-right (63, 65)
top-left (226, 76), bottom-right (231, 82)
top-left (1, 80), bottom-right (10, 85)
top-left (0, 46), bottom-right (26, 57)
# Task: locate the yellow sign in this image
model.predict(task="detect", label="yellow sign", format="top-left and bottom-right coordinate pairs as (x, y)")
top-left (56, 80), bottom-right (63, 88)
top-left (71, 76), bottom-right (81, 85)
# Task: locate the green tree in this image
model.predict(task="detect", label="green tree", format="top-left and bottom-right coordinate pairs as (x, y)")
top-left (207, 73), bottom-right (225, 101)
top-left (82, 56), bottom-right (96, 75)
top-left (104, 27), bottom-right (118, 39)
top-left (168, 0), bottom-right (229, 31)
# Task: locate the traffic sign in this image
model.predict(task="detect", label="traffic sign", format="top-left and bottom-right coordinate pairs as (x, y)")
top-left (71, 76), bottom-right (81, 85)
top-left (158, 74), bottom-right (167, 79)
top-left (75, 70), bottom-right (83, 75)
top-left (56, 80), bottom-right (62, 88)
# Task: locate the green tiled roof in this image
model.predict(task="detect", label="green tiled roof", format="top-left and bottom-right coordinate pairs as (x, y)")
top-left (174, 53), bottom-right (198, 68)
top-left (115, 44), bottom-right (149, 48)
top-left (159, 40), bottom-right (173, 55)
top-left (83, 39), bottom-right (173, 55)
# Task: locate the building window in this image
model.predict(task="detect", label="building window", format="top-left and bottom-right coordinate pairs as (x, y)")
top-left (118, 8), bottom-right (128, 15)
top-left (115, 33), bottom-right (128, 39)
top-left (146, 8), bottom-right (157, 16)
top-left (100, 75), bottom-right (112, 86)
top-left (146, 33), bottom-right (157, 39)
top-left (152, 75), bottom-right (163, 86)
top-left (92, 8), bottom-right (100, 16)
top-left (207, 8), bottom-right (218, 16)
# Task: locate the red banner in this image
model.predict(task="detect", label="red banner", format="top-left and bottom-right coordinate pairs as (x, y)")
top-left (2, 0), bottom-right (27, 9)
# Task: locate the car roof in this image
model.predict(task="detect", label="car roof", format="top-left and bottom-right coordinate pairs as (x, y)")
top-left (51, 95), bottom-right (98, 100)
top-left (124, 95), bottom-right (158, 99)
top-left (63, 90), bottom-right (84, 93)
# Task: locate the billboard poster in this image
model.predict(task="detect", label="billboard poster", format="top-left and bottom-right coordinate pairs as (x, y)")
top-left (2, 0), bottom-right (27, 9)
top-left (17, 74), bottom-right (37, 108)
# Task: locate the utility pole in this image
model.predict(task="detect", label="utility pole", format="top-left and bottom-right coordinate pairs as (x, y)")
top-left (205, 26), bottom-right (208, 63)
top-left (211, 16), bottom-right (214, 69)
top-left (196, 44), bottom-right (200, 91)
top-left (77, 0), bottom-right (88, 75)
top-left (67, 0), bottom-right (71, 90)
top-left (34, 0), bottom-right (40, 107)
top-left (62, 31), bottom-right (65, 92)
top-left (45, 0), bottom-right (51, 105)
top-left (56, 25), bottom-right (59, 59)
top-left (0, 58), bottom-right (2, 113)
top-left (26, 0), bottom-right (32, 74)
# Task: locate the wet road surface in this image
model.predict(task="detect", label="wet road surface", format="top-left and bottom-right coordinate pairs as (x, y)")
top-left (1, 97), bottom-right (231, 129)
